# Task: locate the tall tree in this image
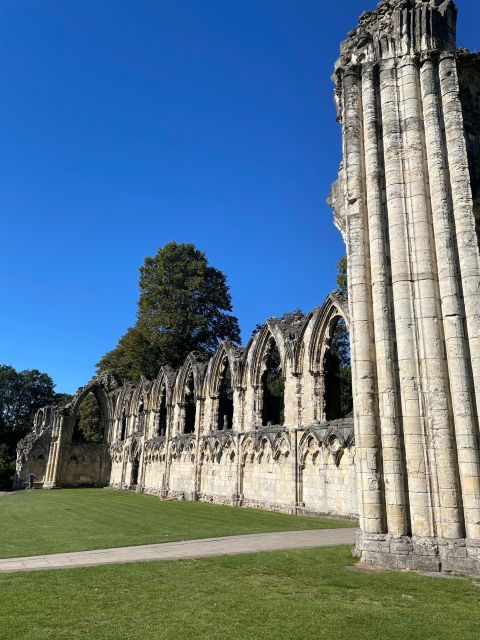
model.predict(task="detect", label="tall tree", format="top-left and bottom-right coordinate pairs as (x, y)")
top-left (97, 242), bottom-right (241, 381)
top-left (0, 365), bottom-right (68, 489)
top-left (0, 366), bottom-right (56, 453)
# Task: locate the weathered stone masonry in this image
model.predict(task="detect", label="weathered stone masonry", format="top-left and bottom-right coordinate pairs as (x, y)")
top-left (16, 294), bottom-right (357, 519)
top-left (16, 0), bottom-right (480, 577)
top-left (331, 0), bottom-right (480, 573)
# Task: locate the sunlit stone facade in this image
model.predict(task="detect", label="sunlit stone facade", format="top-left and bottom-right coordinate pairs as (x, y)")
top-left (331, 0), bottom-right (480, 573)
top-left (17, 0), bottom-right (480, 576)
top-left (17, 295), bottom-right (357, 519)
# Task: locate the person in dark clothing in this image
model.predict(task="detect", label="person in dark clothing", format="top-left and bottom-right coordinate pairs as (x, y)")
top-left (28, 473), bottom-right (35, 490)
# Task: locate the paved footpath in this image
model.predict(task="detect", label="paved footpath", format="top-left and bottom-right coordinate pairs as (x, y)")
top-left (0, 528), bottom-right (356, 573)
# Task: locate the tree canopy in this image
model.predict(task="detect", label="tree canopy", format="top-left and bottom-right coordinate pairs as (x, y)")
top-left (97, 242), bottom-right (241, 381)
top-left (0, 365), bottom-right (70, 488)
top-left (0, 366), bottom-right (55, 452)
top-left (73, 393), bottom-right (103, 443)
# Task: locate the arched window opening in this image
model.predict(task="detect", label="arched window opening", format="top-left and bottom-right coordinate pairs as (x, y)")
top-left (137, 397), bottom-right (145, 432)
top-left (261, 339), bottom-right (284, 427)
top-left (72, 393), bottom-right (103, 443)
top-left (324, 317), bottom-right (353, 421)
top-left (184, 372), bottom-right (196, 434)
top-left (120, 410), bottom-right (127, 441)
top-left (158, 386), bottom-right (167, 436)
top-left (217, 358), bottom-right (234, 431)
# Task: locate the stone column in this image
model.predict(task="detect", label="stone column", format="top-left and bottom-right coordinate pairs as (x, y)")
top-left (420, 54), bottom-right (480, 541)
top-left (342, 67), bottom-right (386, 534)
top-left (397, 56), bottom-right (462, 540)
top-left (329, 0), bottom-right (480, 574)
top-left (361, 62), bottom-right (409, 537)
top-left (378, 58), bottom-right (435, 538)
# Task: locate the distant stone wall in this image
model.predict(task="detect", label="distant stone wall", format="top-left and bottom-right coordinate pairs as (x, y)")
top-left (19, 294), bottom-right (357, 520)
top-left (130, 421), bottom-right (356, 517)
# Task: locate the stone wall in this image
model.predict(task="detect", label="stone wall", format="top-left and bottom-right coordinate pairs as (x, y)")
top-left (19, 294), bottom-right (357, 519)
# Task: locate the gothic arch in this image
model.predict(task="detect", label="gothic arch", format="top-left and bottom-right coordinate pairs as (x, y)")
top-left (302, 292), bottom-right (350, 375)
top-left (206, 342), bottom-right (243, 396)
top-left (174, 353), bottom-right (207, 435)
top-left (173, 353), bottom-right (207, 404)
top-left (248, 323), bottom-right (288, 388)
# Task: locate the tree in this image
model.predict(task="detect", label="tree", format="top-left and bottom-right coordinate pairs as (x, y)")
top-left (0, 365), bottom-right (64, 489)
top-left (336, 256), bottom-right (348, 298)
top-left (97, 242), bottom-right (241, 381)
top-left (73, 393), bottom-right (102, 443)
top-left (0, 366), bottom-right (56, 453)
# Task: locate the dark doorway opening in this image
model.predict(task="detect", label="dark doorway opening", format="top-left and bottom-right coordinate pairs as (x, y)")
top-left (184, 372), bottom-right (196, 434)
top-left (120, 410), bottom-right (127, 441)
top-left (131, 456), bottom-right (140, 486)
top-left (158, 386), bottom-right (167, 436)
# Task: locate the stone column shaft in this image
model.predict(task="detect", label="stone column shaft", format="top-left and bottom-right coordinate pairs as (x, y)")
top-left (342, 68), bottom-right (385, 534)
top-left (398, 57), bottom-right (463, 539)
top-left (361, 63), bottom-right (409, 537)
top-left (421, 55), bottom-right (480, 540)
top-left (378, 60), bottom-right (434, 537)
top-left (439, 55), bottom-right (480, 424)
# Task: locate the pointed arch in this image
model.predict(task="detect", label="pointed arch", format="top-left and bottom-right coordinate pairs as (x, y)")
top-left (150, 366), bottom-right (176, 437)
top-left (305, 292), bottom-right (350, 375)
top-left (206, 341), bottom-right (244, 395)
top-left (174, 353), bottom-right (207, 435)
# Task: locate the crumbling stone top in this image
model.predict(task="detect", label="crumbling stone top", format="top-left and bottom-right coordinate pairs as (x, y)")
top-left (270, 311), bottom-right (307, 342)
top-left (336, 0), bottom-right (457, 71)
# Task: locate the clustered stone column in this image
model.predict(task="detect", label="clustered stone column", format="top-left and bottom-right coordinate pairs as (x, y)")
top-left (331, 0), bottom-right (480, 573)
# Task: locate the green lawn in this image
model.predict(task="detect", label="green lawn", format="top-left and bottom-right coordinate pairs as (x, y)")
top-left (1, 546), bottom-right (479, 640)
top-left (0, 489), bottom-right (354, 558)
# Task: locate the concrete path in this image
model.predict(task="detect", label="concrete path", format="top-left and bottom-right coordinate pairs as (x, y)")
top-left (0, 528), bottom-right (356, 573)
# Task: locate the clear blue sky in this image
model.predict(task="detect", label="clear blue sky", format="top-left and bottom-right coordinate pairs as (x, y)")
top-left (0, 0), bottom-right (478, 394)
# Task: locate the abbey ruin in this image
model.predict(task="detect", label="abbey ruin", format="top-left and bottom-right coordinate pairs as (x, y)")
top-left (16, 0), bottom-right (480, 575)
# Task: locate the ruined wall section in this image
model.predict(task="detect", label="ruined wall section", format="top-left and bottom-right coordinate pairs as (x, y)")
top-left (331, 0), bottom-right (480, 573)
top-left (19, 294), bottom-right (357, 519)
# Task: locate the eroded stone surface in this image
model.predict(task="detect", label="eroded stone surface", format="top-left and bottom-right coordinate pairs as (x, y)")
top-left (15, 0), bottom-right (480, 577)
top-left (332, 0), bottom-right (480, 575)
top-left (16, 295), bottom-right (357, 520)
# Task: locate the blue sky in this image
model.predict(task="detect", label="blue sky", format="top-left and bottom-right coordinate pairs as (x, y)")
top-left (1, 0), bottom-right (478, 394)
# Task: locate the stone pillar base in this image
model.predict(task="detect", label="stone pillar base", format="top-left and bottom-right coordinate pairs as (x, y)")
top-left (355, 532), bottom-right (480, 576)
top-left (42, 482), bottom-right (61, 489)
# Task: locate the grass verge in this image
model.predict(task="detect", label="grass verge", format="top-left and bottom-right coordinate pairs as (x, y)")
top-left (1, 546), bottom-right (479, 640)
top-left (0, 488), bottom-right (354, 558)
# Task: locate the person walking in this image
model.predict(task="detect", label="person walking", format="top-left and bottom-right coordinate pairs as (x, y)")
top-left (28, 472), bottom-right (35, 490)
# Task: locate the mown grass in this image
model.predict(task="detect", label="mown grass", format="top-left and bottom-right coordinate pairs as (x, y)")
top-left (1, 546), bottom-right (479, 640)
top-left (0, 489), bottom-right (354, 558)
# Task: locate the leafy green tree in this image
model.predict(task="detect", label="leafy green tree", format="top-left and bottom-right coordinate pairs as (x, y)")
top-left (336, 256), bottom-right (348, 298)
top-left (73, 393), bottom-right (103, 443)
top-left (0, 444), bottom-right (16, 491)
top-left (53, 392), bottom-right (74, 406)
top-left (0, 365), bottom-right (64, 489)
top-left (97, 242), bottom-right (241, 381)
top-left (0, 366), bottom-right (56, 453)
